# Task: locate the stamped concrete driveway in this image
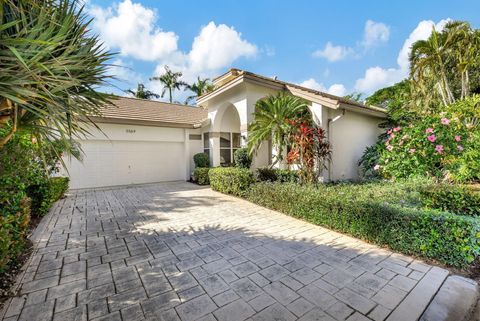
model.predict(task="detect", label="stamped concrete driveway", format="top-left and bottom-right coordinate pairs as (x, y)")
top-left (0, 182), bottom-right (473, 321)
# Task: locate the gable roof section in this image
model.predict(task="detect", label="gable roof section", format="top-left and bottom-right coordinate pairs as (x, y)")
top-left (198, 69), bottom-right (386, 118)
top-left (93, 97), bottom-right (209, 128)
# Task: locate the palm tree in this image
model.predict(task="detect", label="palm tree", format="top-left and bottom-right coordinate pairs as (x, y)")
top-left (150, 66), bottom-right (186, 103)
top-left (410, 27), bottom-right (455, 106)
top-left (0, 0), bottom-right (113, 149)
top-left (409, 20), bottom-right (480, 107)
top-left (184, 77), bottom-right (214, 104)
top-left (125, 83), bottom-right (159, 100)
top-left (247, 92), bottom-right (309, 166)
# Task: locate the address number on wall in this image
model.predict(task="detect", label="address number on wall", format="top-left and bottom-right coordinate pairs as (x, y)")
top-left (126, 129), bottom-right (136, 133)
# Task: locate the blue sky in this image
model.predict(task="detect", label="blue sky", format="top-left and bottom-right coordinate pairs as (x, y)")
top-left (87, 0), bottom-right (480, 102)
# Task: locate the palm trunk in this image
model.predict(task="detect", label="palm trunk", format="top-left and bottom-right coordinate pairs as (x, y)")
top-left (169, 88), bottom-right (172, 103)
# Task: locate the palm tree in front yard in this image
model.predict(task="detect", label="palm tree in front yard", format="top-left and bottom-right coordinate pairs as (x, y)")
top-left (150, 66), bottom-right (186, 103)
top-left (247, 92), bottom-right (309, 166)
top-left (0, 0), bottom-right (113, 150)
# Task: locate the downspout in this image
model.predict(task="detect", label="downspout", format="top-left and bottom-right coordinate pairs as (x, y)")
top-left (327, 108), bottom-right (346, 181)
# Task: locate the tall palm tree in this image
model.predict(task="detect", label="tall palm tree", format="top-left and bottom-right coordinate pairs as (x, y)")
top-left (247, 92), bottom-right (309, 166)
top-left (0, 0), bottom-right (113, 150)
top-left (125, 83), bottom-right (159, 100)
top-left (184, 77), bottom-right (214, 105)
top-left (150, 66), bottom-right (186, 103)
top-left (409, 20), bottom-right (480, 107)
top-left (410, 27), bottom-right (455, 106)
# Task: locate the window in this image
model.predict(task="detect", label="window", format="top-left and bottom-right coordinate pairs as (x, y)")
top-left (203, 132), bottom-right (210, 158)
top-left (220, 132), bottom-right (241, 166)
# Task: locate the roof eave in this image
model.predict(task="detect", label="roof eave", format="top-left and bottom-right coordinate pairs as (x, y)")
top-left (90, 116), bottom-right (198, 128)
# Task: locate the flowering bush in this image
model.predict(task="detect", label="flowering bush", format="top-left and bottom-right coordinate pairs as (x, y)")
top-left (376, 112), bottom-right (471, 180)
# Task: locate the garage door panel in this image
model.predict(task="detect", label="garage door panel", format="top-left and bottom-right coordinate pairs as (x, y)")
top-left (66, 140), bottom-right (185, 189)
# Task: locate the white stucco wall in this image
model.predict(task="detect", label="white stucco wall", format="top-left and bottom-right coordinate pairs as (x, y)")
top-left (327, 109), bottom-right (383, 181)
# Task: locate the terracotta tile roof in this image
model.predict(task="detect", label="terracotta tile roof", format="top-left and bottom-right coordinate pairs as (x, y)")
top-left (96, 96), bottom-right (208, 127)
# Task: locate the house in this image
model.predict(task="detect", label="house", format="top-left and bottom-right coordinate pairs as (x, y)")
top-left (64, 69), bottom-right (386, 189)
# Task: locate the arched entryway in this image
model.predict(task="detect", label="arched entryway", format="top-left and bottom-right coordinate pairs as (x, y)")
top-left (208, 103), bottom-right (241, 166)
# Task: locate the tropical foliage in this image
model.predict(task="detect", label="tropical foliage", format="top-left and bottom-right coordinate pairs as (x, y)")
top-left (125, 83), bottom-right (159, 100)
top-left (150, 66), bottom-right (187, 103)
top-left (247, 92), bottom-right (309, 166)
top-left (185, 77), bottom-right (214, 104)
top-left (361, 20), bottom-right (480, 182)
top-left (0, 0), bottom-right (113, 150)
top-left (410, 21), bottom-right (480, 109)
top-left (287, 120), bottom-right (331, 183)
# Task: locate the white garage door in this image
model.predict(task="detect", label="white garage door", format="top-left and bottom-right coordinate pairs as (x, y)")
top-left (67, 140), bottom-right (185, 189)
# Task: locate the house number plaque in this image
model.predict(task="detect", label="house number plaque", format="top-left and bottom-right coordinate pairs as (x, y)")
top-left (126, 129), bottom-right (136, 133)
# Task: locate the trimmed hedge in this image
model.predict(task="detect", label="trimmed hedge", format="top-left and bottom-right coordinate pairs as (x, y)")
top-left (193, 168), bottom-right (210, 185)
top-left (209, 167), bottom-right (254, 197)
top-left (420, 183), bottom-right (479, 217)
top-left (246, 182), bottom-right (480, 267)
top-left (255, 167), bottom-right (299, 183)
top-left (0, 191), bottom-right (31, 272)
top-left (28, 177), bottom-right (69, 217)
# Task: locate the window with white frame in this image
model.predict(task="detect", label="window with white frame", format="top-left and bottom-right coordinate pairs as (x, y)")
top-left (220, 132), bottom-right (241, 166)
top-left (203, 132), bottom-right (210, 157)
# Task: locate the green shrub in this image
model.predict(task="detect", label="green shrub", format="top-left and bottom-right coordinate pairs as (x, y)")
top-left (193, 153), bottom-right (209, 168)
top-left (255, 167), bottom-right (299, 183)
top-left (0, 190), bottom-right (31, 272)
top-left (28, 177), bottom-right (69, 217)
top-left (193, 168), bottom-right (210, 185)
top-left (246, 182), bottom-right (480, 267)
top-left (49, 177), bottom-right (69, 202)
top-left (234, 148), bottom-right (252, 169)
top-left (420, 183), bottom-right (479, 216)
top-left (209, 167), bottom-right (254, 196)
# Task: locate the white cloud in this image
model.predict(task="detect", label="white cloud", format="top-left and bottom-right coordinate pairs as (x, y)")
top-left (299, 78), bottom-right (347, 97)
top-left (313, 20), bottom-right (390, 62)
top-left (312, 42), bottom-right (354, 62)
top-left (355, 19), bottom-right (450, 94)
top-left (89, 0), bottom-right (259, 103)
top-left (362, 20), bottom-right (390, 49)
top-left (89, 0), bottom-right (178, 61)
top-left (188, 22), bottom-right (257, 73)
top-left (328, 84), bottom-right (348, 96)
top-left (109, 59), bottom-right (144, 84)
top-left (354, 66), bottom-right (404, 93)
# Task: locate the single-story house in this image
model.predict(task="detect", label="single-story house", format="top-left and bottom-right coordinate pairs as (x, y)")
top-left (64, 68), bottom-right (386, 189)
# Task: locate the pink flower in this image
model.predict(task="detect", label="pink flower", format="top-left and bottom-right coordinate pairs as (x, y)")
top-left (402, 134), bottom-right (409, 140)
top-left (441, 118), bottom-right (450, 125)
top-left (427, 135), bottom-right (437, 142)
top-left (457, 145), bottom-right (464, 151)
top-left (455, 135), bottom-right (461, 142)
top-left (409, 148), bottom-right (416, 154)
top-left (373, 164), bottom-right (380, 171)
top-left (387, 145), bottom-right (394, 151)
top-left (435, 145), bottom-right (444, 153)
top-left (393, 127), bottom-right (401, 132)
top-left (425, 128), bottom-right (434, 133)
top-left (387, 129), bottom-right (393, 134)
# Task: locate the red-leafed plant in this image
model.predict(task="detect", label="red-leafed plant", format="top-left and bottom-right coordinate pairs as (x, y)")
top-left (287, 119), bottom-right (332, 183)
